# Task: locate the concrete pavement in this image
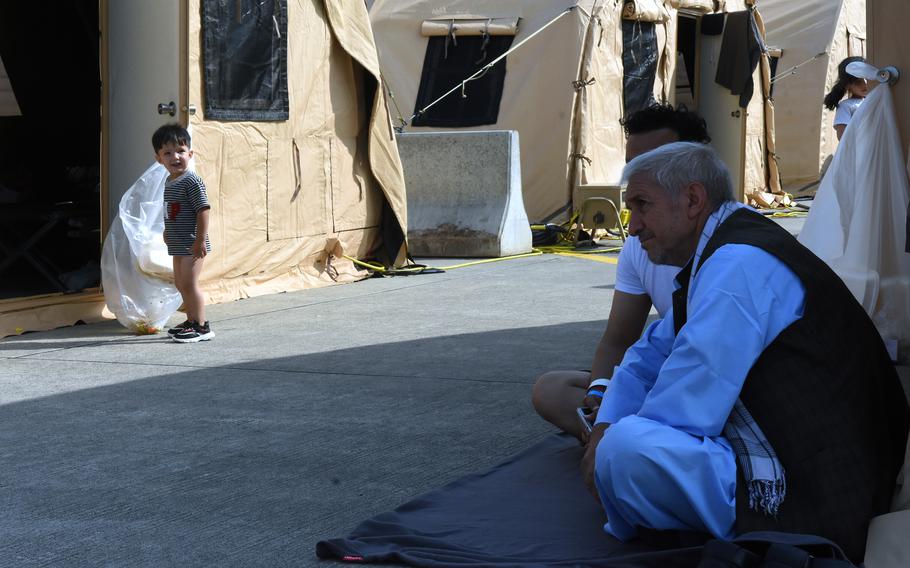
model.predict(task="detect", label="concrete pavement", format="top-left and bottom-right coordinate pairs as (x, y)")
top-left (3, 225), bottom-right (907, 567)
top-left (0, 252), bottom-right (619, 567)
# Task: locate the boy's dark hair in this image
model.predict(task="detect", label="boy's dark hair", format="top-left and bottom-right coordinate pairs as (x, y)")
top-left (152, 123), bottom-right (191, 152)
top-left (621, 104), bottom-right (711, 144)
top-left (823, 56), bottom-right (865, 110)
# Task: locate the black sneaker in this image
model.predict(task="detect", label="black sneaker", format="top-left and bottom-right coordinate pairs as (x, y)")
top-left (167, 319), bottom-right (192, 336)
top-left (172, 321), bottom-right (214, 343)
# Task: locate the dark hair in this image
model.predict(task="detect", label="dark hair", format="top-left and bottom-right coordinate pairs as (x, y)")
top-left (621, 103), bottom-right (711, 144)
top-left (823, 56), bottom-right (865, 110)
top-left (152, 123), bottom-right (191, 152)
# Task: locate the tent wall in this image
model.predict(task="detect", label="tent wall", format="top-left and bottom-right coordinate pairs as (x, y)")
top-left (820, 0), bottom-right (865, 175)
top-left (370, 0), bottom-right (683, 222)
top-left (858, 7), bottom-right (910, 566)
top-left (572, 3), bottom-right (626, 194)
top-left (762, 0), bottom-right (865, 191)
top-left (0, 291), bottom-right (108, 339)
top-left (868, 0), bottom-right (910, 157)
top-left (575, 0), bottom-right (773, 208)
top-left (186, 0), bottom-right (406, 305)
top-left (372, 0), bottom-right (776, 221)
top-left (1, 0), bottom-right (406, 338)
top-left (370, 0), bottom-right (595, 222)
top-left (576, 4), bottom-right (677, 198)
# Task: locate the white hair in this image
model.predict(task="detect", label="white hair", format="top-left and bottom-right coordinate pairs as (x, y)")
top-left (620, 142), bottom-right (735, 206)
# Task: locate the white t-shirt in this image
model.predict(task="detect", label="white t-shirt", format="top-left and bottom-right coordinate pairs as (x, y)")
top-left (614, 236), bottom-right (680, 318)
top-left (833, 97), bottom-right (863, 127)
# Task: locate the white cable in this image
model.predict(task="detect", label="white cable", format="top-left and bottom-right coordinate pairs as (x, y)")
top-left (769, 52), bottom-right (827, 85)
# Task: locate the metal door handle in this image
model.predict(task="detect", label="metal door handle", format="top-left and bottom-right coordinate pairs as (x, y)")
top-left (157, 101), bottom-right (176, 116)
top-left (730, 110), bottom-right (741, 118)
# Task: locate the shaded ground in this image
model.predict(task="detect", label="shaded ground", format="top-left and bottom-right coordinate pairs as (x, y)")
top-left (3, 232), bottom-right (907, 567)
top-left (0, 253), bottom-right (619, 567)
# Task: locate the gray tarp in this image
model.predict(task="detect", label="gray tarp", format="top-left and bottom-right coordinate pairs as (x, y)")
top-left (316, 433), bottom-right (704, 567)
top-left (316, 433), bottom-right (857, 567)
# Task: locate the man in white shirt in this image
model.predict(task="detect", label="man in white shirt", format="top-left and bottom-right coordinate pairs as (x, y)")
top-left (532, 105), bottom-right (711, 439)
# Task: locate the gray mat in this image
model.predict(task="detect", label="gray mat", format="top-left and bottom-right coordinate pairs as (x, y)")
top-left (316, 433), bottom-right (703, 567)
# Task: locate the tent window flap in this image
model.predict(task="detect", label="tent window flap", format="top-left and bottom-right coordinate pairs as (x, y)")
top-left (412, 35), bottom-right (514, 127)
top-left (202, 0), bottom-right (289, 121)
top-left (420, 18), bottom-right (520, 37)
top-left (621, 20), bottom-right (659, 115)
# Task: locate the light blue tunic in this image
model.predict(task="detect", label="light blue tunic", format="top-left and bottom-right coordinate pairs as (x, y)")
top-left (594, 206), bottom-right (807, 541)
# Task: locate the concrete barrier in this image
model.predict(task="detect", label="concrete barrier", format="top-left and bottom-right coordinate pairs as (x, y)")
top-left (396, 131), bottom-right (532, 258)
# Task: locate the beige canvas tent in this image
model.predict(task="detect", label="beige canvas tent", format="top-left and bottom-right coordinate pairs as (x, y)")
top-left (0, 0), bottom-right (406, 338)
top-left (183, 0), bottom-right (407, 305)
top-left (761, 0), bottom-right (866, 192)
top-left (370, 0), bottom-right (779, 222)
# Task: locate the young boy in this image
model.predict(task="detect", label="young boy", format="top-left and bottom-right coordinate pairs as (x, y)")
top-left (153, 123), bottom-right (214, 343)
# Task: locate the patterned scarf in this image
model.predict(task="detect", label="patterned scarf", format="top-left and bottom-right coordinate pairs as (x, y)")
top-left (723, 402), bottom-right (787, 516)
top-left (692, 202), bottom-right (787, 517)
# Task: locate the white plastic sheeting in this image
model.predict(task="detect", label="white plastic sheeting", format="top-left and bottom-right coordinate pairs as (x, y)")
top-left (100, 163), bottom-right (182, 333)
top-left (798, 85), bottom-right (910, 359)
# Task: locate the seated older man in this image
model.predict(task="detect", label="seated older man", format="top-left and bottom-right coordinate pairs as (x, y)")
top-left (581, 142), bottom-right (909, 562)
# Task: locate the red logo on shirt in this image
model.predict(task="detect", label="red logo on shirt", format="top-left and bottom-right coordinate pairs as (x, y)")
top-left (166, 202), bottom-right (181, 220)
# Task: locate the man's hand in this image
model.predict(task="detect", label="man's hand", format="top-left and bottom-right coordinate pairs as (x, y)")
top-left (582, 422), bottom-right (609, 501)
top-left (582, 386), bottom-right (606, 419)
top-left (575, 385), bottom-right (606, 444)
top-left (191, 238), bottom-right (207, 259)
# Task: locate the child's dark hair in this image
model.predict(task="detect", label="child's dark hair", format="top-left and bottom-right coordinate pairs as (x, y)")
top-left (622, 103), bottom-right (711, 144)
top-left (152, 123), bottom-right (192, 152)
top-left (824, 57), bottom-right (865, 110)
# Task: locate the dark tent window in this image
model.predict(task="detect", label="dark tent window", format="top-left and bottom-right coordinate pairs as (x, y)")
top-left (677, 16), bottom-right (697, 97)
top-left (412, 35), bottom-right (514, 127)
top-left (202, 0), bottom-right (289, 121)
top-left (621, 20), bottom-right (658, 115)
top-left (769, 54), bottom-right (780, 99)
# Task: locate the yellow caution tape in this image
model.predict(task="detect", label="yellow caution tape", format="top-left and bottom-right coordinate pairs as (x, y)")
top-left (343, 243), bottom-right (622, 274)
top-left (553, 251), bottom-right (619, 264)
top-left (436, 250), bottom-right (544, 270)
top-left (343, 249), bottom-right (545, 274)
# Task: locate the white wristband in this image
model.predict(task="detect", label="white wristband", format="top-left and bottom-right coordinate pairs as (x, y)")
top-left (589, 377), bottom-right (612, 389)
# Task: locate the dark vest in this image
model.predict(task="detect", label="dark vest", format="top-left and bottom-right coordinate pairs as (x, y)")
top-left (672, 208), bottom-right (909, 561)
